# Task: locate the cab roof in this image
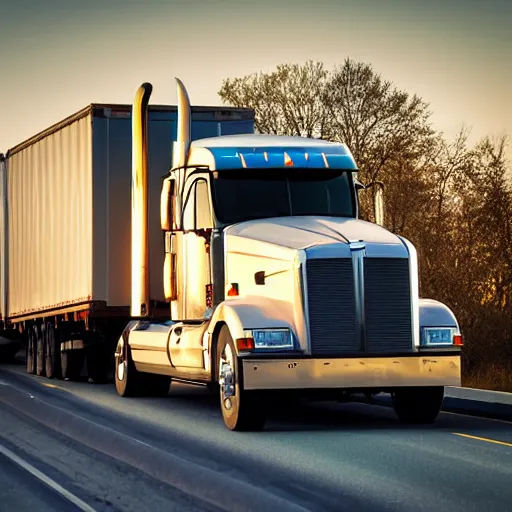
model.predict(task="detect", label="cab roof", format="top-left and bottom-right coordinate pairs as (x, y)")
top-left (190, 134), bottom-right (358, 171)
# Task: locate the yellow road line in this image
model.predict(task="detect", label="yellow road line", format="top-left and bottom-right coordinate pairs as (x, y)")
top-left (41, 382), bottom-right (66, 391)
top-left (453, 433), bottom-right (512, 448)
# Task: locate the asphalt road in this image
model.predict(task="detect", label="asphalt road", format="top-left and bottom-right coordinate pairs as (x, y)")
top-left (0, 362), bottom-right (511, 512)
top-left (0, 449), bottom-right (80, 512)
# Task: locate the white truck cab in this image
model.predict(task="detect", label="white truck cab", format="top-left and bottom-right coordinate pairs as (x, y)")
top-left (115, 80), bottom-right (462, 431)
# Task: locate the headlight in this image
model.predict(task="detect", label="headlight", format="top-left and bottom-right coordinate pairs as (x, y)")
top-left (243, 329), bottom-right (294, 350)
top-left (422, 327), bottom-right (461, 346)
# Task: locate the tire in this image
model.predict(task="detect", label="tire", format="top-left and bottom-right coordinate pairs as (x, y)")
top-left (35, 325), bottom-right (46, 377)
top-left (61, 349), bottom-right (85, 381)
top-left (45, 323), bottom-right (61, 379)
top-left (115, 336), bottom-right (143, 397)
top-left (26, 327), bottom-right (36, 374)
top-left (217, 326), bottom-right (267, 431)
top-left (115, 336), bottom-right (171, 397)
top-left (392, 386), bottom-right (445, 424)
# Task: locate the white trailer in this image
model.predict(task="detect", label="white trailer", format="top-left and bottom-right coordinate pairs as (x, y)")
top-left (0, 103), bottom-right (254, 380)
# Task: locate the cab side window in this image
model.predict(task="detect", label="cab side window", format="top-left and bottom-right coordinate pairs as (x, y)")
top-left (195, 179), bottom-right (213, 230)
top-left (182, 183), bottom-right (196, 231)
top-left (182, 178), bottom-right (213, 231)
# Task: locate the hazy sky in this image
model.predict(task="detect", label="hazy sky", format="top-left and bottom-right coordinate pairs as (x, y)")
top-left (1, 0), bottom-right (511, 160)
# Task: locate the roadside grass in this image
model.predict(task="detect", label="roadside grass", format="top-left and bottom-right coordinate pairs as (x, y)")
top-left (463, 364), bottom-right (512, 393)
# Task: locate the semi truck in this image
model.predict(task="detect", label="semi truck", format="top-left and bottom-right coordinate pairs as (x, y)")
top-left (0, 80), bottom-right (462, 431)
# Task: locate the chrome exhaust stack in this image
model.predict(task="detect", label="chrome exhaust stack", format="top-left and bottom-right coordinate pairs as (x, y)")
top-left (171, 78), bottom-right (192, 230)
top-left (131, 82), bottom-right (152, 317)
top-left (173, 78), bottom-right (191, 169)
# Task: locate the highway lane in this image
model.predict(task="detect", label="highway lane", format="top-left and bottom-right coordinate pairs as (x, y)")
top-left (0, 400), bottom-right (223, 512)
top-left (0, 362), bottom-right (511, 512)
top-left (0, 447), bottom-right (82, 512)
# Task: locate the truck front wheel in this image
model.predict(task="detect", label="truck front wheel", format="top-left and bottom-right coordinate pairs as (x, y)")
top-left (217, 326), bottom-right (266, 431)
top-left (115, 337), bottom-right (141, 397)
top-left (392, 386), bottom-right (444, 424)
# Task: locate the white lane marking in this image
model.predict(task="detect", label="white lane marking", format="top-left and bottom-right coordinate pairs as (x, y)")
top-left (0, 443), bottom-right (97, 512)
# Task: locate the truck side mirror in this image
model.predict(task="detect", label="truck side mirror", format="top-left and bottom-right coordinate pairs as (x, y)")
top-left (359, 179), bottom-right (385, 227)
top-left (354, 177), bottom-right (366, 191)
top-left (160, 178), bottom-right (175, 231)
top-left (373, 181), bottom-right (384, 227)
top-left (163, 232), bottom-right (177, 301)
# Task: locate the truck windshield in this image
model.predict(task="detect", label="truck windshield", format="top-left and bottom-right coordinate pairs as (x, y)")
top-left (211, 168), bottom-right (355, 224)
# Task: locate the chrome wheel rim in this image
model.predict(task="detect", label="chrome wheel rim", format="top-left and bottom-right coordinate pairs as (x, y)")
top-left (115, 340), bottom-right (126, 381)
top-left (219, 344), bottom-right (235, 410)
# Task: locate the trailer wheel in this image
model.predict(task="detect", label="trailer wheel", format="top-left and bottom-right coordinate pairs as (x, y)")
top-left (45, 323), bottom-right (61, 379)
top-left (217, 326), bottom-right (267, 431)
top-left (35, 325), bottom-right (46, 377)
top-left (61, 349), bottom-right (85, 381)
top-left (26, 327), bottom-right (36, 374)
top-left (392, 387), bottom-right (445, 424)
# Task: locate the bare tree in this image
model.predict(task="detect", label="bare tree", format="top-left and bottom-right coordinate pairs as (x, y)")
top-left (324, 58), bottom-right (435, 186)
top-left (471, 136), bottom-right (512, 310)
top-left (219, 61), bottom-right (330, 138)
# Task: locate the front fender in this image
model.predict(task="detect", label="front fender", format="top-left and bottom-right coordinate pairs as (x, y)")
top-left (208, 296), bottom-right (296, 342)
top-left (419, 298), bottom-right (460, 332)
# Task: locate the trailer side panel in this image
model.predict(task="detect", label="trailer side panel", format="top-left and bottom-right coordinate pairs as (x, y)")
top-left (0, 156), bottom-right (7, 321)
top-left (5, 105), bottom-right (254, 319)
top-left (7, 115), bottom-right (94, 318)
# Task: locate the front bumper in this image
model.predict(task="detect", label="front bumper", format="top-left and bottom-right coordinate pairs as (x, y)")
top-left (242, 354), bottom-right (461, 390)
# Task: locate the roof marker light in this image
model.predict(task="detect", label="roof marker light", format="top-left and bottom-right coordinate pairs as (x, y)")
top-left (304, 152), bottom-right (309, 161)
top-left (322, 153), bottom-right (329, 168)
top-left (284, 152), bottom-right (294, 167)
top-left (239, 153), bottom-right (247, 168)
top-left (263, 151), bottom-right (269, 162)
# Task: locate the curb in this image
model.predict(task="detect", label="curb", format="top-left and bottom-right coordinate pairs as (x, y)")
top-left (443, 386), bottom-right (512, 422)
top-left (364, 387), bottom-right (512, 422)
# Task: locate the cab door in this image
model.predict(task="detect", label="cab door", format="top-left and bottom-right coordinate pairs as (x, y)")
top-left (180, 175), bottom-right (213, 319)
top-left (168, 174), bottom-right (213, 368)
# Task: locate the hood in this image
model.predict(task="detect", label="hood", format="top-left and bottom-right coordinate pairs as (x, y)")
top-left (225, 217), bottom-right (409, 259)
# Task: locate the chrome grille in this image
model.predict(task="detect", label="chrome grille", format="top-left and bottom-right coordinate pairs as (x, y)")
top-left (306, 259), bottom-right (357, 354)
top-left (364, 258), bottom-right (412, 353)
top-left (306, 257), bottom-right (412, 355)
